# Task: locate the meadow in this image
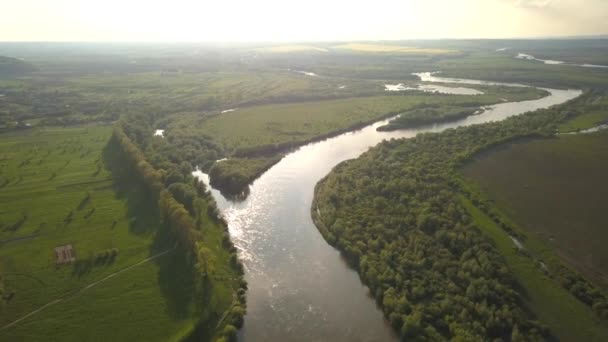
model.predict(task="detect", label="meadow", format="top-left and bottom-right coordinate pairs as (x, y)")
top-left (172, 85), bottom-right (546, 155)
top-left (462, 197), bottom-right (608, 341)
top-left (0, 126), bottom-right (238, 340)
top-left (438, 51), bottom-right (608, 88)
top-left (312, 92), bottom-right (608, 340)
top-left (461, 131), bottom-right (608, 289)
top-left (0, 70), bottom-right (382, 128)
top-left (558, 92), bottom-right (608, 132)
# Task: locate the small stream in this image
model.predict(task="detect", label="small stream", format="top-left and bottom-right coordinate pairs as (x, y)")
top-left (194, 74), bottom-right (581, 341)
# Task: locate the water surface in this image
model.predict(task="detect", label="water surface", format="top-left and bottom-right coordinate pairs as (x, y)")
top-left (196, 75), bottom-right (581, 341)
top-left (515, 52), bottom-right (608, 68)
top-left (384, 83), bottom-right (483, 95)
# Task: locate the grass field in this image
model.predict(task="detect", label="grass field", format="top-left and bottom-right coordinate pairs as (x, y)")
top-left (461, 132), bottom-right (608, 289)
top-left (439, 51), bottom-right (608, 88)
top-left (558, 93), bottom-right (608, 132)
top-left (558, 110), bottom-right (608, 132)
top-left (462, 197), bottom-right (608, 342)
top-left (171, 86), bottom-right (546, 155)
top-left (255, 45), bottom-right (329, 53)
top-left (0, 70), bottom-right (380, 128)
top-left (0, 126), bottom-right (237, 340)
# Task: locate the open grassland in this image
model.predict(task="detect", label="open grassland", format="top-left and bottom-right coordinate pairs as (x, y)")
top-left (0, 126), bottom-right (238, 340)
top-left (439, 52), bottom-right (608, 88)
top-left (333, 43), bottom-right (457, 55)
top-left (164, 86), bottom-right (545, 195)
top-left (378, 85), bottom-right (548, 130)
top-left (0, 70), bottom-right (381, 128)
top-left (558, 110), bottom-right (608, 132)
top-left (172, 86), bottom-right (546, 155)
top-left (558, 93), bottom-right (608, 132)
top-left (461, 132), bottom-right (608, 289)
top-left (462, 197), bottom-right (608, 342)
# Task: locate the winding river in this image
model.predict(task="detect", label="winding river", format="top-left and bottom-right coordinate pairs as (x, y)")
top-left (195, 75), bottom-right (581, 342)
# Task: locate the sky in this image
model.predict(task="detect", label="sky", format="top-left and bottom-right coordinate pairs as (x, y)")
top-left (0, 0), bottom-right (607, 42)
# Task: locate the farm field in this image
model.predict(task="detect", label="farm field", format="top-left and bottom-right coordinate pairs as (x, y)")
top-left (439, 52), bottom-right (608, 88)
top-left (1, 38), bottom-right (608, 341)
top-left (0, 126), bottom-right (237, 340)
top-left (0, 70), bottom-right (382, 128)
top-left (462, 198), bottom-right (608, 342)
top-left (558, 93), bottom-right (608, 132)
top-left (461, 131), bottom-right (608, 289)
top-left (171, 85), bottom-right (546, 156)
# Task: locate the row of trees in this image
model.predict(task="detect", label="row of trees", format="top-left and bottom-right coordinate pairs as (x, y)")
top-left (112, 123), bottom-right (247, 340)
top-left (313, 90), bottom-right (608, 340)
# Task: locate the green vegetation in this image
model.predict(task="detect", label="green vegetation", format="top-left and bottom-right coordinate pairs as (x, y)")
top-left (462, 196), bottom-right (608, 342)
top-left (378, 104), bottom-right (478, 130)
top-left (254, 44), bottom-right (329, 53)
top-left (313, 92), bottom-right (608, 340)
top-left (208, 156), bottom-right (282, 197)
top-left (461, 131), bottom-right (608, 289)
top-left (111, 124), bottom-right (247, 341)
top-left (0, 69), bottom-right (381, 128)
top-left (0, 126), bottom-right (186, 339)
top-left (2, 40), bottom-right (608, 340)
top-left (558, 92), bottom-right (608, 132)
top-left (165, 85), bottom-right (542, 193)
top-left (0, 56), bottom-right (35, 78)
top-left (173, 96), bottom-right (431, 154)
top-left (378, 84), bottom-right (548, 131)
top-left (179, 88), bottom-right (543, 152)
top-left (559, 111), bottom-right (608, 132)
top-left (0, 126), bottom-right (244, 340)
top-left (439, 51), bottom-right (608, 88)
top-left (333, 43), bottom-right (458, 55)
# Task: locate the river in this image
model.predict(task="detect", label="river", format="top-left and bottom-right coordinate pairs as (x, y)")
top-left (194, 75), bottom-right (581, 341)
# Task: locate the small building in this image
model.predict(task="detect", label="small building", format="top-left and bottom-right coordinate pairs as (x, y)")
top-left (54, 244), bottom-right (76, 264)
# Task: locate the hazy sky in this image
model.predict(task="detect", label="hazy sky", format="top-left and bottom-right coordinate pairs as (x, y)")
top-left (1, 0), bottom-right (607, 41)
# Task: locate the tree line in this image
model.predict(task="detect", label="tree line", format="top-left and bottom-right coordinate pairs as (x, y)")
top-left (111, 123), bottom-right (247, 340)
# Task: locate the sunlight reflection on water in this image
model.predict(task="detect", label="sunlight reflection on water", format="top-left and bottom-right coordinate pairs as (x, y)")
top-left (192, 75), bottom-right (581, 342)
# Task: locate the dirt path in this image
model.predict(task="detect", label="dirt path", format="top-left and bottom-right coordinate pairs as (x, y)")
top-left (0, 247), bottom-right (174, 331)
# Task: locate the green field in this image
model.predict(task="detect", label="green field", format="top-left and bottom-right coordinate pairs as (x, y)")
top-left (172, 86), bottom-right (546, 155)
top-left (439, 51), bottom-right (608, 88)
top-left (462, 197), bottom-right (608, 342)
top-left (558, 93), bottom-right (608, 132)
top-left (461, 132), bottom-right (608, 289)
top-left (333, 43), bottom-right (457, 55)
top-left (0, 126), bottom-right (237, 340)
top-left (0, 69), bottom-right (383, 128)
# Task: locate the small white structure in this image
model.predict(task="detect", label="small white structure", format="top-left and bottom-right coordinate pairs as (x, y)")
top-left (54, 244), bottom-right (76, 264)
